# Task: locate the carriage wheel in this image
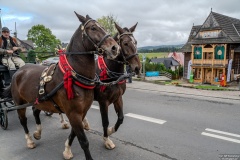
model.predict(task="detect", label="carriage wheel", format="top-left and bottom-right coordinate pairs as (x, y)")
top-left (44, 111), bottom-right (53, 116)
top-left (0, 109), bottom-right (8, 130)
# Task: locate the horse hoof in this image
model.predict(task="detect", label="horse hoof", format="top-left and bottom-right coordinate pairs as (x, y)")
top-left (104, 137), bottom-right (115, 150)
top-left (83, 124), bottom-right (90, 131)
top-left (63, 151), bottom-right (73, 160)
top-left (33, 131), bottom-right (41, 140)
top-left (62, 123), bottom-right (69, 129)
top-left (107, 126), bottom-right (115, 136)
top-left (82, 120), bottom-right (90, 130)
top-left (27, 142), bottom-right (36, 149)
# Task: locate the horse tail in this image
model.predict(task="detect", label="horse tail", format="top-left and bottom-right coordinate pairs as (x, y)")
top-left (3, 85), bottom-right (12, 98)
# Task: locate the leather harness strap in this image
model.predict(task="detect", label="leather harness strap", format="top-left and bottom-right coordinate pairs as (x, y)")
top-left (97, 56), bottom-right (126, 92)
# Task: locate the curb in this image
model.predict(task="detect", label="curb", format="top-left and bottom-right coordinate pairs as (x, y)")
top-left (132, 78), bottom-right (239, 91)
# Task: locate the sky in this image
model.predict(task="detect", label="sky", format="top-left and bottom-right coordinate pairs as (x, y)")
top-left (1, 0), bottom-right (240, 47)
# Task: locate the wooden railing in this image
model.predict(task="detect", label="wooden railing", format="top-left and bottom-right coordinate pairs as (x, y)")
top-left (213, 59), bottom-right (228, 65)
top-left (161, 71), bottom-right (172, 80)
top-left (192, 59), bottom-right (228, 65)
top-left (202, 59), bottom-right (212, 64)
top-left (192, 59), bottom-right (202, 64)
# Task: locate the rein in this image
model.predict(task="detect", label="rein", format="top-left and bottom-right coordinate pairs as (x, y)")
top-left (108, 32), bottom-right (138, 65)
top-left (81, 19), bottom-right (111, 55)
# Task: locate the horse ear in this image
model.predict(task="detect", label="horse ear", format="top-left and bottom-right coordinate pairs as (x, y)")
top-left (129, 22), bottom-right (138, 33)
top-left (74, 11), bottom-right (86, 23)
top-left (114, 22), bottom-right (124, 35)
top-left (86, 15), bottom-right (92, 19)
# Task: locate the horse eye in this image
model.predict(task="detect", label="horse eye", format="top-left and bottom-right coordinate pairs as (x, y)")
top-left (91, 26), bottom-right (96, 31)
top-left (124, 42), bottom-right (128, 46)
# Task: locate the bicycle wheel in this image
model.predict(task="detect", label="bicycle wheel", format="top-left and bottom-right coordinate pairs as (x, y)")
top-left (0, 108), bottom-right (8, 130)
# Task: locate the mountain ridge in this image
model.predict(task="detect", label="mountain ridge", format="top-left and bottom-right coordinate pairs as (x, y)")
top-left (138, 44), bottom-right (184, 50)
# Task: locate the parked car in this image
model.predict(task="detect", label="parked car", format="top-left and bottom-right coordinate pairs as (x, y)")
top-left (42, 57), bottom-right (59, 66)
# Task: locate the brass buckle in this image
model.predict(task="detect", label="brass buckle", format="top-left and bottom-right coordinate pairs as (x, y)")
top-left (98, 48), bottom-right (104, 55)
top-left (39, 89), bottom-right (45, 95)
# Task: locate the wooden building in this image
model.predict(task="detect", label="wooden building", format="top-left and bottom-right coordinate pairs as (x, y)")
top-left (180, 11), bottom-right (240, 85)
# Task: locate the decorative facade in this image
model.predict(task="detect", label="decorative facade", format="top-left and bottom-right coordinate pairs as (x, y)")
top-left (181, 11), bottom-right (240, 85)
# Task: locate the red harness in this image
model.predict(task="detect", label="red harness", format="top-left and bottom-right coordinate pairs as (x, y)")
top-left (58, 51), bottom-right (95, 100)
top-left (97, 56), bottom-right (126, 92)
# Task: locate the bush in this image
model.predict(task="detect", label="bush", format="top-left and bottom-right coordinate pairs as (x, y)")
top-left (27, 50), bottom-right (36, 63)
top-left (144, 57), bottom-right (166, 72)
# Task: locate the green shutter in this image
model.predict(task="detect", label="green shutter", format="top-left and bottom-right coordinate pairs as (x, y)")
top-left (194, 46), bottom-right (202, 59)
top-left (198, 47), bottom-right (202, 59)
top-left (215, 46), bottom-right (225, 59)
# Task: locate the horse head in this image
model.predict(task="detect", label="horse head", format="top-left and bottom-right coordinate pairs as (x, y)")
top-left (114, 22), bottom-right (141, 76)
top-left (74, 12), bottom-right (120, 59)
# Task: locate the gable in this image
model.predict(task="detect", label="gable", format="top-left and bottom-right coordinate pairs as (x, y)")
top-left (190, 11), bottom-right (240, 44)
top-left (202, 13), bottom-right (220, 29)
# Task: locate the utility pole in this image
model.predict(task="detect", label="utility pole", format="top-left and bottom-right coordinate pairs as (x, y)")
top-left (0, 8), bottom-right (2, 35)
top-left (142, 53), bottom-right (146, 80)
top-left (13, 22), bottom-right (17, 38)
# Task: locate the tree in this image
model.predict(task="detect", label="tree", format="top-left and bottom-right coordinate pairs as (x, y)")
top-left (27, 24), bottom-right (61, 52)
top-left (97, 14), bottom-right (119, 36)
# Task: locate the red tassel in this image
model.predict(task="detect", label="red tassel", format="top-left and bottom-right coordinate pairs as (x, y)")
top-left (98, 56), bottom-right (108, 92)
top-left (99, 68), bottom-right (107, 92)
top-left (63, 70), bottom-right (74, 100)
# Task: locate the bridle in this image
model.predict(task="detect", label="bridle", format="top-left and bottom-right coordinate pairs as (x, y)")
top-left (114, 32), bottom-right (138, 65)
top-left (81, 19), bottom-right (111, 55)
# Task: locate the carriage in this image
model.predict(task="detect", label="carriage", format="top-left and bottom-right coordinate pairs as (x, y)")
top-left (0, 65), bottom-right (15, 129)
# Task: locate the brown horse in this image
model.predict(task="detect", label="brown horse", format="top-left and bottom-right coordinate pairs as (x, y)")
top-left (57, 23), bottom-right (141, 149)
top-left (91, 22), bottom-right (141, 149)
top-left (4, 12), bottom-right (120, 160)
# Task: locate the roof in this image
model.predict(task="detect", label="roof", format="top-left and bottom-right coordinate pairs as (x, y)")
top-left (168, 52), bottom-right (184, 65)
top-left (150, 57), bottom-right (180, 69)
top-left (189, 11), bottom-right (240, 44)
top-left (180, 25), bottom-right (201, 52)
top-left (18, 39), bottom-right (34, 50)
top-left (179, 43), bottom-right (191, 52)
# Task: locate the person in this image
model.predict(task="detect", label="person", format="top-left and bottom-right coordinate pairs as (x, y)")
top-left (0, 27), bottom-right (25, 83)
top-left (126, 65), bottom-right (132, 83)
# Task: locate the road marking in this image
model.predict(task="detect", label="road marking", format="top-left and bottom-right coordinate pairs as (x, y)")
top-left (125, 113), bottom-right (166, 124)
top-left (91, 105), bottom-right (99, 110)
top-left (205, 128), bottom-right (240, 138)
top-left (201, 132), bottom-right (240, 144)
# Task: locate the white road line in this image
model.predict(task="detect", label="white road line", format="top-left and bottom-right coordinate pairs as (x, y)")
top-left (125, 113), bottom-right (166, 124)
top-left (91, 105), bottom-right (99, 110)
top-left (205, 128), bottom-right (240, 138)
top-left (201, 132), bottom-right (240, 144)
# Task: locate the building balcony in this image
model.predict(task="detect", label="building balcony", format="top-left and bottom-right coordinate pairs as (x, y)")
top-left (192, 59), bottom-right (228, 66)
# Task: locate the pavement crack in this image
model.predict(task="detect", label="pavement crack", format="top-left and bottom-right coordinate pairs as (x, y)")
top-left (88, 129), bottom-right (178, 160)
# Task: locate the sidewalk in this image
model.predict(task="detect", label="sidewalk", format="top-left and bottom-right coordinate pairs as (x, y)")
top-left (127, 79), bottom-right (240, 102)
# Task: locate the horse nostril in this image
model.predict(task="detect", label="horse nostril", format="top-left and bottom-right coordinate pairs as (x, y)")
top-left (112, 45), bottom-right (116, 51)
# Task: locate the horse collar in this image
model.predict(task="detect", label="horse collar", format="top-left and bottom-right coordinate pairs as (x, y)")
top-left (58, 54), bottom-right (95, 99)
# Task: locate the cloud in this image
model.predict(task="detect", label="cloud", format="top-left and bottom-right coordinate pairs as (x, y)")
top-left (1, 0), bottom-right (240, 47)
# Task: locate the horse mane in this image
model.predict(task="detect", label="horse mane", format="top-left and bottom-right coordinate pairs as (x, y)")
top-left (67, 25), bottom-right (82, 52)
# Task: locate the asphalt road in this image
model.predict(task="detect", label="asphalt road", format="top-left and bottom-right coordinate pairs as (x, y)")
top-left (0, 87), bottom-right (240, 160)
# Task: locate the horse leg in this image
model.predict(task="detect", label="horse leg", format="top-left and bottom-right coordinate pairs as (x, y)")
top-left (99, 103), bottom-right (115, 149)
top-left (67, 115), bottom-right (93, 160)
top-left (112, 97), bottom-right (124, 134)
top-left (17, 108), bottom-right (36, 149)
top-left (59, 113), bottom-right (69, 129)
top-left (82, 117), bottom-right (90, 130)
top-left (63, 128), bottom-right (75, 160)
top-left (32, 107), bottom-right (42, 140)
